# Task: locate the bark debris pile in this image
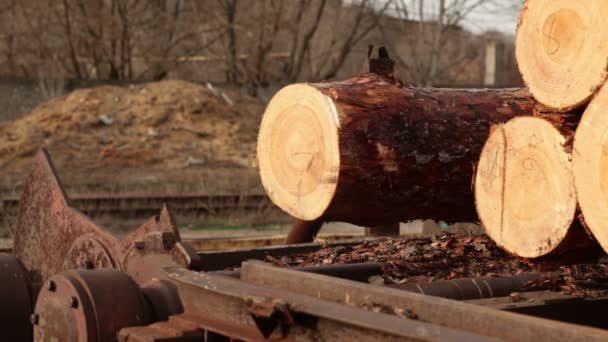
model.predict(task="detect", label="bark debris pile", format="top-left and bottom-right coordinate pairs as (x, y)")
top-left (265, 233), bottom-right (608, 298)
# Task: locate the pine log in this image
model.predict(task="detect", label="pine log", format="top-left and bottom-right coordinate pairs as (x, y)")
top-left (573, 83), bottom-right (608, 253)
top-left (475, 116), bottom-right (584, 258)
top-left (516, 0), bottom-right (608, 111)
top-left (257, 73), bottom-right (536, 226)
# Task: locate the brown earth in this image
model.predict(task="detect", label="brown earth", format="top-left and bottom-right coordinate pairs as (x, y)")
top-left (0, 80), bottom-right (265, 196)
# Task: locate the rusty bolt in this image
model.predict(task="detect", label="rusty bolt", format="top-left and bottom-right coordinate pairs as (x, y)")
top-left (30, 314), bottom-right (39, 325)
top-left (135, 241), bottom-right (146, 250)
top-left (68, 297), bottom-right (79, 309)
top-left (46, 280), bottom-right (56, 292)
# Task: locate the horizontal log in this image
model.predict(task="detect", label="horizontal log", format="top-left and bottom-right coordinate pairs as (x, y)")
top-left (257, 73), bottom-right (537, 226)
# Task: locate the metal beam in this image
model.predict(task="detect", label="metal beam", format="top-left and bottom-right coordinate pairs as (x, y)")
top-left (165, 267), bottom-right (495, 341)
top-left (240, 261), bottom-right (608, 342)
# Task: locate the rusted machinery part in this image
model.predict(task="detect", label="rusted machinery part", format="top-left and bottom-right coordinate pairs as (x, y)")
top-left (14, 149), bottom-right (199, 284)
top-left (0, 254), bottom-right (36, 341)
top-left (285, 218), bottom-right (324, 244)
top-left (119, 207), bottom-right (201, 284)
top-left (140, 278), bottom-right (184, 322)
top-left (32, 268), bottom-right (196, 342)
top-left (33, 269), bottom-right (151, 342)
top-left (161, 267), bottom-right (492, 341)
top-left (14, 149), bottom-right (122, 281)
top-left (82, 265), bottom-right (487, 341)
top-left (387, 272), bottom-right (549, 300)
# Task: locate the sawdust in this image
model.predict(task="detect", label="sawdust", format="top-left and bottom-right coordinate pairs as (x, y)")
top-left (0, 80), bottom-right (264, 193)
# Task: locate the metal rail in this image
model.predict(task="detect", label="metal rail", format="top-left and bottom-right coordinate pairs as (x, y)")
top-left (120, 267), bottom-right (496, 341)
top-left (1, 193), bottom-right (279, 219)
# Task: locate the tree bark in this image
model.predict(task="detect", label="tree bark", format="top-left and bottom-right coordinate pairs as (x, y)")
top-left (257, 73), bottom-right (537, 227)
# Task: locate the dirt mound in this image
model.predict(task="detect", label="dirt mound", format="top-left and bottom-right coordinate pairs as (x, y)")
top-left (0, 80), bottom-right (265, 194)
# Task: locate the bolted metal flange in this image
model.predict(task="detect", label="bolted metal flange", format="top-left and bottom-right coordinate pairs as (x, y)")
top-left (33, 269), bottom-right (151, 342)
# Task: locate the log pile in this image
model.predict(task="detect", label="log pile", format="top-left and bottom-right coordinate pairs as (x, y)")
top-left (257, 1), bottom-right (608, 261)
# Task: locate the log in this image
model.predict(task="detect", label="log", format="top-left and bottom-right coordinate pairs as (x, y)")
top-left (573, 83), bottom-right (608, 253)
top-left (257, 73), bottom-right (536, 226)
top-left (475, 116), bottom-right (580, 258)
top-left (516, 0), bottom-right (608, 111)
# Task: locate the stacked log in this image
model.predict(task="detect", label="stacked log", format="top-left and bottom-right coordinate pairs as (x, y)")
top-left (516, 0), bottom-right (608, 111)
top-left (573, 84), bottom-right (608, 253)
top-left (474, 116), bottom-right (581, 258)
top-left (257, 74), bottom-right (535, 226)
top-left (258, 1), bottom-right (608, 260)
top-left (473, 0), bottom-right (608, 258)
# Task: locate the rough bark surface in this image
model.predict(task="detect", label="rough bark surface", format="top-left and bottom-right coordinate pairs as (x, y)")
top-left (309, 74), bottom-right (537, 225)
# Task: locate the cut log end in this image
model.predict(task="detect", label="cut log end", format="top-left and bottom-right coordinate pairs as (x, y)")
top-left (475, 116), bottom-right (576, 258)
top-left (516, 0), bottom-right (608, 110)
top-left (257, 84), bottom-right (340, 220)
top-left (573, 84), bottom-right (608, 253)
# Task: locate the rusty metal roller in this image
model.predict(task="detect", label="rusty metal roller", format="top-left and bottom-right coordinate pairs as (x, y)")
top-left (0, 254), bottom-right (36, 341)
top-left (32, 269), bottom-right (152, 342)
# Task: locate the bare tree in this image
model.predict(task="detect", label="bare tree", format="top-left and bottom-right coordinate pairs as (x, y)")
top-left (4, 0), bottom-right (223, 81)
top-left (211, 0), bottom-right (392, 95)
top-left (313, 0), bottom-right (393, 80)
top-left (382, 0), bottom-right (517, 86)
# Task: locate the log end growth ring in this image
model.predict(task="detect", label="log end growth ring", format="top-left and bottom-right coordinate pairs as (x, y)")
top-left (475, 117), bottom-right (576, 258)
top-left (574, 84), bottom-right (608, 253)
top-left (516, 0), bottom-right (608, 110)
top-left (257, 84), bottom-right (340, 220)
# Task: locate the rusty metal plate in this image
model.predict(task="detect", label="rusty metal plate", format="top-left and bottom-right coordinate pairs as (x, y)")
top-left (14, 149), bottom-right (121, 281)
top-left (14, 149), bottom-right (198, 285)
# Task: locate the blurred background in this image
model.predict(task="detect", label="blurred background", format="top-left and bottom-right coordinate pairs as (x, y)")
top-left (0, 0), bottom-right (522, 242)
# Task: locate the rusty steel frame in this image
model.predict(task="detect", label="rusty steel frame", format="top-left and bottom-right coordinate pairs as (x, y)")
top-left (154, 267), bottom-right (495, 341)
top-left (13, 149), bottom-right (200, 285)
top-left (240, 261), bottom-right (608, 342)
